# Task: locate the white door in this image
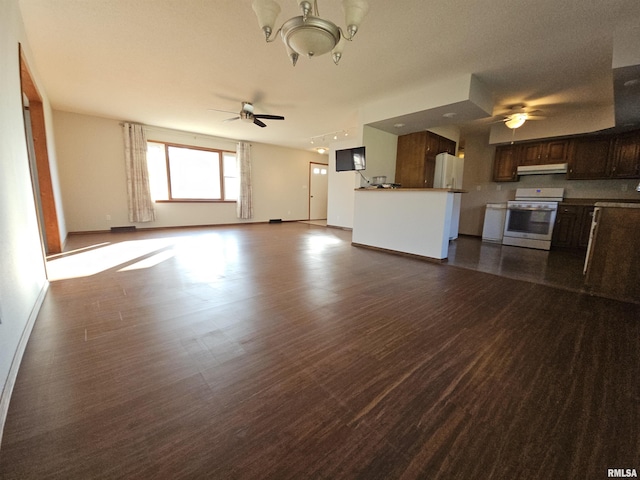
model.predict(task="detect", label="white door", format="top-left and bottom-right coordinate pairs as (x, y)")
top-left (309, 162), bottom-right (328, 220)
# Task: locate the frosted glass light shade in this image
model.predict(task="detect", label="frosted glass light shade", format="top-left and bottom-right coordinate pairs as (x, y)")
top-left (505, 114), bottom-right (527, 129)
top-left (252, 0), bottom-right (281, 39)
top-left (281, 17), bottom-right (340, 57)
top-left (342, 0), bottom-right (369, 38)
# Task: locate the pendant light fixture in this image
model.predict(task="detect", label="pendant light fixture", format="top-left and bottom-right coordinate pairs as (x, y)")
top-left (251, 0), bottom-right (369, 66)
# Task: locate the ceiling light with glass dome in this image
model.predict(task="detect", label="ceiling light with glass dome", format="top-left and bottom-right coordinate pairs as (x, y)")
top-left (251, 0), bottom-right (369, 66)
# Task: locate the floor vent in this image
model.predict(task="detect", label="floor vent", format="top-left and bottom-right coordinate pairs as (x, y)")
top-left (110, 226), bottom-right (137, 233)
top-left (269, 219), bottom-right (283, 223)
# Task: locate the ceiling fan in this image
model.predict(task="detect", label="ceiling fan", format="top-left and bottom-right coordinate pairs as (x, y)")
top-left (499, 105), bottom-right (546, 129)
top-left (209, 102), bottom-right (285, 128)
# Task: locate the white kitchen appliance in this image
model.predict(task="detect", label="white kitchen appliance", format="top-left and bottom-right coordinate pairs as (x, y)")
top-left (502, 187), bottom-right (564, 250)
top-left (434, 153), bottom-right (464, 189)
top-left (482, 203), bottom-right (507, 243)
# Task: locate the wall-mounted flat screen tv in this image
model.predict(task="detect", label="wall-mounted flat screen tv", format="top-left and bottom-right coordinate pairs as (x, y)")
top-left (335, 146), bottom-right (366, 172)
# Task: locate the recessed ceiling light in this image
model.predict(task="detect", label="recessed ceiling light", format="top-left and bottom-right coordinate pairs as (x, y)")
top-left (393, 123), bottom-right (405, 128)
top-left (443, 112), bottom-right (457, 118)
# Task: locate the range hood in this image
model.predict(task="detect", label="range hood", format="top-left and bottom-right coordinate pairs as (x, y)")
top-left (517, 163), bottom-right (568, 175)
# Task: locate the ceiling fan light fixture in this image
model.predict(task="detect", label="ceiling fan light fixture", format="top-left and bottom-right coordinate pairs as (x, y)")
top-left (505, 113), bottom-right (527, 129)
top-left (252, 0), bottom-right (369, 66)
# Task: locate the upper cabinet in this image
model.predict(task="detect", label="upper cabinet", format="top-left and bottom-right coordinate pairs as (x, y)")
top-left (395, 132), bottom-right (428, 188)
top-left (611, 130), bottom-right (640, 178)
top-left (396, 131), bottom-right (456, 188)
top-left (493, 128), bottom-right (640, 182)
top-left (519, 140), bottom-right (569, 166)
top-left (567, 136), bottom-right (611, 179)
top-left (493, 145), bottom-right (519, 182)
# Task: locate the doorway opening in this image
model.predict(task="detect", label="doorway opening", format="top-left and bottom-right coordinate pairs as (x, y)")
top-left (19, 44), bottom-right (62, 255)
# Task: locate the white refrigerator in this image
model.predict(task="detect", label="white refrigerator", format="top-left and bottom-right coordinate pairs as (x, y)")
top-left (434, 153), bottom-right (464, 189)
top-left (434, 153), bottom-right (464, 240)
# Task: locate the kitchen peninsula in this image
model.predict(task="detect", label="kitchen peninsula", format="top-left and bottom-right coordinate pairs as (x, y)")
top-left (352, 188), bottom-right (465, 261)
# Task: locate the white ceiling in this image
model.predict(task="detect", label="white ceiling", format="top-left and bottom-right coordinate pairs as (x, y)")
top-left (18, 0), bottom-right (640, 152)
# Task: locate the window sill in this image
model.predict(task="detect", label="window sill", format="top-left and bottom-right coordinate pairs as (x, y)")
top-left (155, 199), bottom-right (237, 204)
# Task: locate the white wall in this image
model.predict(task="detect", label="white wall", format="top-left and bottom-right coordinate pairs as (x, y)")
top-left (361, 126), bottom-right (398, 185)
top-left (53, 111), bottom-right (327, 232)
top-left (327, 138), bottom-right (361, 229)
top-left (0, 0), bottom-right (55, 441)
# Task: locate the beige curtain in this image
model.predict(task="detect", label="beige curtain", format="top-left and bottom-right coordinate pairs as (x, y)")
top-left (123, 123), bottom-right (156, 223)
top-left (236, 141), bottom-right (253, 219)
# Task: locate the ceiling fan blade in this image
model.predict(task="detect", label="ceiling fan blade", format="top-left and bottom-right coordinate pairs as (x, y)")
top-left (223, 116), bottom-right (240, 123)
top-left (253, 114), bottom-right (285, 120)
top-left (208, 108), bottom-right (237, 115)
top-left (253, 118), bottom-right (267, 128)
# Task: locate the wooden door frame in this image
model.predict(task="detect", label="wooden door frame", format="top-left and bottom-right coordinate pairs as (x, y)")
top-left (19, 44), bottom-right (62, 255)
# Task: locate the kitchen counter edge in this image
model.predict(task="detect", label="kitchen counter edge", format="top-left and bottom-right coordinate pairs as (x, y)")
top-left (594, 202), bottom-right (640, 209)
top-left (355, 188), bottom-right (467, 193)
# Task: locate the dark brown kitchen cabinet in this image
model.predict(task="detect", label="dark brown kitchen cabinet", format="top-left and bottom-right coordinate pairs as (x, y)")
top-left (584, 204), bottom-right (640, 304)
top-left (492, 128), bottom-right (640, 182)
top-left (551, 203), bottom-right (595, 249)
top-left (519, 140), bottom-right (569, 165)
top-left (395, 132), bottom-right (427, 188)
top-left (577, 206), bottom-right (595, 248)
top-left (546, 140), bottom-right (570, 163)
top-left (395, 131), bottom-right (456, 188)
top-left (610, 130), bottom-right (640, 178)
top-left (567, 136), bottom-right (611, 179)
top-left (493, 145), bottom-right (519, 182)
top-left (519, 143), bottom-right (542, 166)
top-left (551, 205), bottom-right (579, 248)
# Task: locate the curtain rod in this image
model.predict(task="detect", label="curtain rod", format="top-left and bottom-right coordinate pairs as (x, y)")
top-left (119, 122), bottom-right (242, 145)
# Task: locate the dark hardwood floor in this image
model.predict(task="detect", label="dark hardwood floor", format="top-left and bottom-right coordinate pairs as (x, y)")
top-left (1, 223), bottom-right (638, 479)
top-left (447, 235), bottom-right (589, 294)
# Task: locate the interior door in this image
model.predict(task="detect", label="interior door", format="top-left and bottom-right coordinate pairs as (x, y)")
top-left (309, 162), bottom-right (328, 220)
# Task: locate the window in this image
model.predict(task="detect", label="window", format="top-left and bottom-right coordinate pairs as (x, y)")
top-left (146, 141), bottom-right (237, 202)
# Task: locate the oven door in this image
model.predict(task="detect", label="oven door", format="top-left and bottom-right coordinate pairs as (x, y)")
top-left (503, 202), bottom-right (558, 241)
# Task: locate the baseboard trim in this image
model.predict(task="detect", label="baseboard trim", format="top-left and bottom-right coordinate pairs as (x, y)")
top-left (351, 242), bottom-right (447, 264)
top-left (0, 281), bottom-right (49, 450)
